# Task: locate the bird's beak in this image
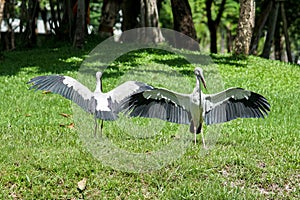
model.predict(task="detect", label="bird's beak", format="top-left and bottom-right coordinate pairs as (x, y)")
top-left (200, 76), bottom-right (207, 90)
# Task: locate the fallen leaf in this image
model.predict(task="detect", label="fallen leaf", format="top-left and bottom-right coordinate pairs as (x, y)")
top-left (77, 178), bottom-right (87, 191)
top-left (42, 90), bottom-right (51, 94)
top-left (60, 113), bottom-right (71, 118)
top-left (25, 114), bottom-right (32, 117)
top-left (67, 123), bottom-right (75, 129)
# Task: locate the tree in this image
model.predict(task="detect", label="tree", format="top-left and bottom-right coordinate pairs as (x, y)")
top-left (73, 0), bottom-right (86, 48)
top-left (120, 0), bottom-right (164, 43)
top-left (261, 1), bottom-right (279, 59)
top-left (98, 0), bottom-right (121, 39)
top-left (0, 0), bottom-right (4, 57)
top-left (280, 1), bottom-right (292, 63)
top-left (205, 0), bottom-right (226, 53)
top-left (249, 0), bottom-right (296, 63)
top-left (139, 0), bottom-right (164, 43)
top-left (170, 0), bottom-right (199, 50)
top-left (250, 0), bottom-right (273, 55)
top-left (0, 0), bottom-right (4, 26)
top-left (234, 0), bottom-right (255, 55)
top-left (121, 0), bottom-right (140, 31)
top-left (1, 0), bottom-right (15, 50)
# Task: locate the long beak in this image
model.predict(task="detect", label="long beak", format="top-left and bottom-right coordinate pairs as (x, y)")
top-left (200, 75), bottom-right (207, 90)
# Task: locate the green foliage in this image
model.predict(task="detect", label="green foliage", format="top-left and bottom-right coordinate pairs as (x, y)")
top-left (90, 1), bottom-right (103, 31)
top-left (0, 45), bottom-right (299, 198)
top-left (159, 0), bottom-right (173, 29)
top-left (188, 0), bottom-right (240, 52)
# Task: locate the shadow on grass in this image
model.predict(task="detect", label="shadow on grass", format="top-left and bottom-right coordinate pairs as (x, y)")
top-left (0, 43), bottom-right (249, 79)
top-left (210, 54), bottom-right (248, 68)
top-left (0, 36), bottom-right (105, 76)
top-left (0, 47), bottom-right (86, 76)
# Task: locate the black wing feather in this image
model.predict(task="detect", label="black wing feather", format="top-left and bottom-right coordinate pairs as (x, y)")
top-left (205, 91), bottom-right (270, 125)
top-left (28, 75), bottom-right (96, 115)
top-left (121, 91), bottom-right (191, 125)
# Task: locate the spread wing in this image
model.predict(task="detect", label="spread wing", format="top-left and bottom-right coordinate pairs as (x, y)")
top-left (28, 75), bottom-right (95, 114)
top-left (121, 87), bottom-right (192, 124)
top-left (107, 81), bottom-right (154, 104)
top-left (204, 87), bottom-right (270, 125)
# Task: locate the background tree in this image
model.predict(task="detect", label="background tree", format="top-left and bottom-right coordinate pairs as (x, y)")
top-left (261, 1), bottom-right (279, 59)
top-left (280, 1), bottom-right (292, 63)
top-left (250, 0), bottom-right (298, 63)
top-left (139, 0), bottom-right (164, 43)
top-left (250, 0), bottom-right (273, 55)
top-left (1, 0), bottom-right (15, 50)
top-left (98, 0), bottom-right (121, 39)
top-left (205, 0), bottom-right (226, 53)
top-left (98, 0), bottom-right (122, 38)
top-left (121, 0), bottom-right (139, 31)
top-left (120, 0), bottom-right (164, 43)
top-left (73, 0), bottom-right (86, 48)
top-left (0, 0), bottom-right (4, 27)
top-left (0, 0), bottom-right (298, 62)
top-left (0, 0), bottom-right (4, 57)
top-left (220, 0), bottom-right (239, 53)
top-left (234, 0), bottom-right (255, 55)
top-left (170, 0), bottom-right (199, 50)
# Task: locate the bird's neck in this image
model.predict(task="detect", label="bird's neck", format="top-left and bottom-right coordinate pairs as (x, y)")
top-left (194, 77), bottom-right (201, 96)
top-left (95, 78), bottom-right (102, 93)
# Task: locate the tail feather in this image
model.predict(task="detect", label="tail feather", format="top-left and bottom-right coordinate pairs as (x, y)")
top-left (189, 120), bottom-right (202, 134)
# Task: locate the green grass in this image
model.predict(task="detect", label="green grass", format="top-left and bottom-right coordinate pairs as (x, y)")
top-left (0, 45), bottom-right (299, 199)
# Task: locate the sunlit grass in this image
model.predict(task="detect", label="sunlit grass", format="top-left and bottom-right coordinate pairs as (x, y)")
top-left (0, 47), bottom-right (299, 199)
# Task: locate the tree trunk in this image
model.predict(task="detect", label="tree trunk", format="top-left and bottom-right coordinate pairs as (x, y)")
top-left (0, 0), bottom-right (4, 26)
top-left (121, 0), bottom-right (139, 32)
top-left (23, 0), bottom-right (39, 47)
top-left (19, 0), bottom-right (26, 35)
top-left (274, 19), bottom-right (282, 61)
top-left (261, 2), bottom-right (279, 59)
top-left (73, 0), bottom-right (85, 48)
top-left (234, 0), bottom-right (255, 55)
top-left (226, 25), bottom-right (233, 53)
top-left (208, 24), bottom-right (217, 53)
top-left (280, 2), bottom-right (292, 63)
top-left (60, 0), bottom-right (73, 40)
top-left (0, 0), bottom-right (4, 55)
top-left (2, 0), bottom-right (15, 50)
top-left (220, 27), bottom-right (225, 53)
top-left (170, 0), bottom-right (199, 50)
top-left (98, 0), bottom-right (121, 39)
top-left (139, 0), bottom-right (164, 43)
top-left (121, 0), bottom-right (164, 43)
top-left (250, 0), bottom-right (273, 55)
top-left (205, 0), bottom-right (226, 53)
top-left (63, 0), bottom-right (75, 41)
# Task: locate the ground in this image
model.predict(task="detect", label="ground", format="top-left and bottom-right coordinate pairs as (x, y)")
top-left (0, 45), bottom-right (299, 199)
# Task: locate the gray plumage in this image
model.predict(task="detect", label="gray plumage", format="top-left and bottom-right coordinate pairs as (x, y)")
top-left (28, 72), bottom-right (153, 135)
top-left (121, 67), bottom-right (270, 148)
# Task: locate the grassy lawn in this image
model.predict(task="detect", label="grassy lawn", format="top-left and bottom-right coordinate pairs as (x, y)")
top-left (0, 43), bottom-right (299, 199)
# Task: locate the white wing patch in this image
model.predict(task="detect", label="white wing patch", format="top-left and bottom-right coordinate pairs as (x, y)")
top-left (62, 76), bottom-right (92, 100)
top-left (142, 89), bottom-right (189, 110)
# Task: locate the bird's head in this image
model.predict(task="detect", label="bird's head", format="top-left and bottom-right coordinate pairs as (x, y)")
top-left (194, 67), bottom-right (207, 89)
top-left (96, 71), bottom-right (103, 80)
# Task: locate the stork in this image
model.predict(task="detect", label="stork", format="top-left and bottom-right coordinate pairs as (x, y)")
top-left (121, 67), bottom-right (270, 148)
top-left (28, 72), bottom-right (153, 136)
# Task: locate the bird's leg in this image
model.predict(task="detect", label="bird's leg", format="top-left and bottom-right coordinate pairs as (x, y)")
top-left (201, 131), bottom-right (207, 149)
top-left (94, 116), bottom-right (98, 138)
top-left (99, 120), bottom-right (103, 138)
top-left (194, 126), bottom-right (197, 145)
